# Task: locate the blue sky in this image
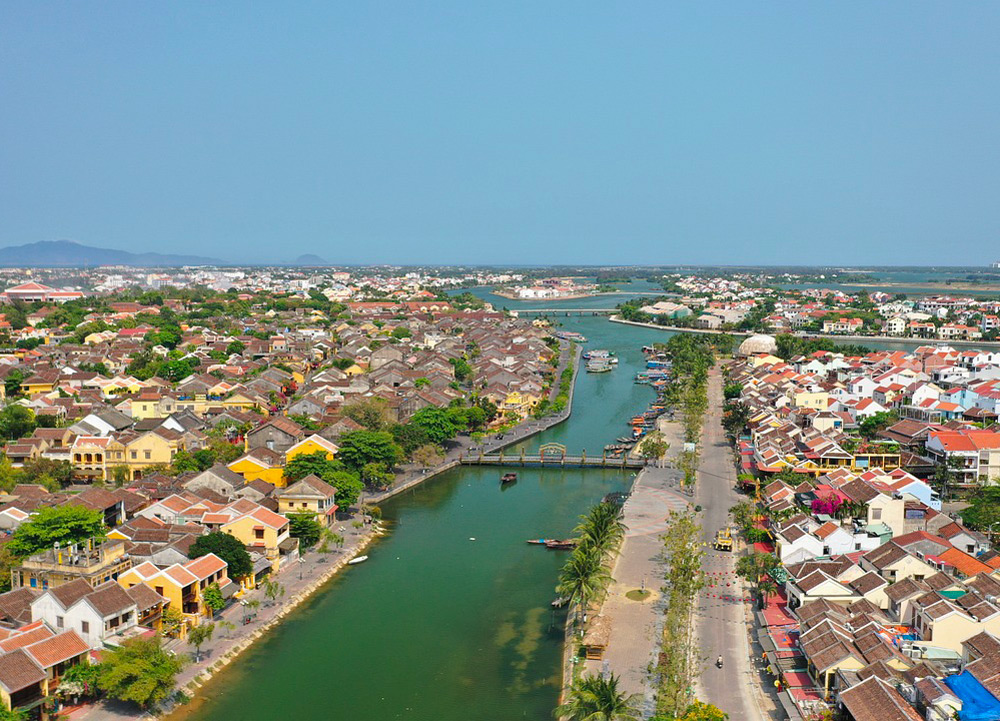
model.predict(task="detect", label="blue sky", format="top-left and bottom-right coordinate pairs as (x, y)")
top-left (2, 3), bottom-right (999, 265)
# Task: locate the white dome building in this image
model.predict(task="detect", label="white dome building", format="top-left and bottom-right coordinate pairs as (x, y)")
top-left (737, 334), bottom-right (778, 357)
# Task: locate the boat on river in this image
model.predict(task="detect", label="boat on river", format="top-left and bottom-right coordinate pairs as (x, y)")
top-left (347, 555), bottom-right (368, 565)
top-left (501, 472), bottom-right (517, 484)
top-left (544, 540), bottom-right (577, 550)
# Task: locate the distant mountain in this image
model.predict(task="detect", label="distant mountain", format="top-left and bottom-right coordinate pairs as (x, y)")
top-left (294, 253), bottom-right (329, 266)
top-left (0, 240), bottom-right (225, 267)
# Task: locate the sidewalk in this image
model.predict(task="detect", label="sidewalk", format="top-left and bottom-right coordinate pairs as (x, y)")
top-left (582, 463), bottom-right (689, 718)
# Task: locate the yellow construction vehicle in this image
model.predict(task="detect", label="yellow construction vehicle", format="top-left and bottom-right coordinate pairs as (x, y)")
top-left (713, 527), bottom-right (733, 552)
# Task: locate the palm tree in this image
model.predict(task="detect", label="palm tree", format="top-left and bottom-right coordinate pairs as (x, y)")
top-left (557, 546), bottom-right (612, 628)
top-left (555, 673), bottom-right (640, 721)
top-left (757, 580), bottom-right (780, 609)
top-left (574, 503), bottom-right (626, 555)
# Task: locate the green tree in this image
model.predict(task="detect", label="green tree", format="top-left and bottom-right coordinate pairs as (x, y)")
top-left (187, 622), bottom-right (214, 662)
top-left (323, 470), bottom-right (363, 509)
top-left (97, 636), bottom-right (186, 709)
top-left (262, 578), bottom-right (285, 606)
top-left (188, 532), bottom-right (254, 580)
top-left (288, 512), bottom-right (323, 549)
top-left (449, 356), bottom-right (473, 382)
top-left (389, 422), bottom-right (431, 456)
top-left (721, 401), bottom-right (751, 437)
top-left (159, 607), bottom-right (184, 638)
top-left (961, 486), bottom-right (1000, 538)
top-left (555, 673), bottom-right (640, 721)
top-left (408, 407), bottom-right (458, 445)
top-left (3, 369), bottom-right (30, 399)
top-left (0, 405), bottom-right (36, 441)
top-left (283, 451), bottom-right (340, 482)
top-left (858, 411), bottom-right (898, 440)
top-left (337, 430), bottom-right (403, 470)
top-left (20, 457), bottom-right (74, 487)
top-left (225, 340), bottom-right (246, 356)
top-left (360, 462), bottom-right (394, 490)
top-left (202, 584), bottom-right (225, 616)
top-left (342, 398), bottom-right (390, 431)
top-left (637, 432), bottom-right (669, 462)
top-left (8, 505), bottom-right (104, 558)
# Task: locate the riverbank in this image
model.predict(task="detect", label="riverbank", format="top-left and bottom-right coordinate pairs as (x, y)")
top-left (370, 342), bottom-right (584, 504)
top-left (609, 316), bottom-right (1000, 348)
top-left (72, 521), bottom-right (381, 721)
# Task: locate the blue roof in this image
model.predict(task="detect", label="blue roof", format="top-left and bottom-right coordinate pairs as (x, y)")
top-left (946, 671), bottom-right (1000, 721)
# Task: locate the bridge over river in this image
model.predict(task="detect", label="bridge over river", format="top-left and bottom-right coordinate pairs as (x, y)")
top-left (459, 442), bottom-right (646, 469)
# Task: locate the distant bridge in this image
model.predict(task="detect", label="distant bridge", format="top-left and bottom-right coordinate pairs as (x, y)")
top-left (513, 308), bottom-right (617, 316)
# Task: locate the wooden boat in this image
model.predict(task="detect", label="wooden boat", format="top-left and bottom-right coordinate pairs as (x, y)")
top-left (501, 472), bottom-right (517, 484)
top-left (544, 540), bottom-right (577, 550)
top-left (551, 596), bottom-right (570, 608)
top-left (527, 539), bottom-right (555, 545)
top-left (348, 555), bottom-right (368, 565)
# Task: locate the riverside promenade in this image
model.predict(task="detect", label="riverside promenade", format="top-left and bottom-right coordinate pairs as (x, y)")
top-left (580, 462), bottom-right (689, 716)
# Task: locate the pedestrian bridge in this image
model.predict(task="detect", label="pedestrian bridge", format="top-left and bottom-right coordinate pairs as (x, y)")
top-left (459, 443), bottom-right (645, 469)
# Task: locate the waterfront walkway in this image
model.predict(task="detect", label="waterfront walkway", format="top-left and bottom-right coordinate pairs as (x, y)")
top-left (581, 462), bottom-right (688, 717)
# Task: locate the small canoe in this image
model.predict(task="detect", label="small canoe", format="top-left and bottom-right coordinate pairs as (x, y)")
top-left (501, 473), bottom-right (517, 483)
top-left (348, 555), bottom-right (369, 565)
top-left (527, 539), bottom-right (554, 545)
top-left (545, 540), bottom-right (577, 550)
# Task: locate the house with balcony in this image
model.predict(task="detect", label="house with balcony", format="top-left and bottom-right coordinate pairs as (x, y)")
top-left (12, 539), bottom-right (132, 591)
top-left (276, 474), bottom-right (338, 528)
top-left (925, 428), bottom-right (1000, 487)
top-left (117, 553), bottom-right (229, 632)
top-left (0, 622), bottom-right (90, 717)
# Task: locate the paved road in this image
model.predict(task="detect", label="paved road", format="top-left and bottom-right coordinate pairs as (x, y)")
top-left (694, 368), bottom-right (761, 720)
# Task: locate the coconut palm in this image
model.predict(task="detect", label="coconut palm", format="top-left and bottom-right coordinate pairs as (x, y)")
top-left (557, 546), bottom-right (612, 628)
top-left (574, 502), bottom-right (626, 555)
top-left (757, 579), bottom-right (780, 609)
top-left (555, 673), bottom-right (641, 721)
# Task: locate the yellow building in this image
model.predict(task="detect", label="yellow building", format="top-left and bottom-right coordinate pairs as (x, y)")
top-left (228, 448), bottom-right (286, 487)
top-left (13, 539), bottom-right (131, 590)
top-left (285, 434), bottom-right (339, 462)
top-left (276, 474), bottom-right (338, 528)
top-left (792, 390), bottom-right (829, 410)
top-left (118, 553), bottom-right (229, 630)
top-left (106, 428), bottom-right (185, 481)
top-left (202, 502), bottom-right (294, 572)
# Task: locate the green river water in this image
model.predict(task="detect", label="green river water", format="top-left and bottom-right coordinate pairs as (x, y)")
top-left (181, 283), bottom-right (947, 720)
top-left (182, 288), bottom-right (672, 721)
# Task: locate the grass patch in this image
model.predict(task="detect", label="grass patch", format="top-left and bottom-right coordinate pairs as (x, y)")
top-left (625, 589), bottom-right (652, 602)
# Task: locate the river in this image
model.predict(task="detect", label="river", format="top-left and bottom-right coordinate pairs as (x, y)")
top-left (180, 288), bottom-right (674, 721)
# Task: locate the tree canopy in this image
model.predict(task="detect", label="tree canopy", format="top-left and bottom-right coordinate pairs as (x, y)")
top-left (337, 430), bottom-right (403, 470)
top-left (189, 531), bottom-right (253, 579)
top-left (8, 505), bottom-right (105, 558)
top-left (97, 636), bottom-right (186, 710)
